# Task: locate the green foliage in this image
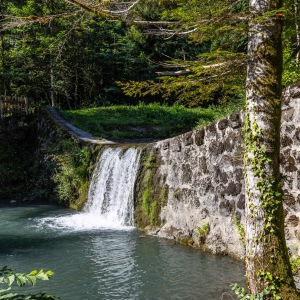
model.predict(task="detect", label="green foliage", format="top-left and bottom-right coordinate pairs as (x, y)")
top-left (0, 1), bottom-right (153, 107)
top-left (144, 155), bottom-right (156, 170)
top-left (283, 43), bottom-right (300, 87)
top-left (60, 102), bottom-right (242, 140)
top-left (117, 0), bottom-right (248, 106)
top-left (231, 283), bottom-right (279, 300)
top-left (290, 256), bottom-right (300, 276)
top-left (1, 0), bottom-right (299, 109)
top-left (136, 150), bottom-right (166, 229)
top-left (233, 214), bottom-right (245, 244)
top-left (231, 274), bottom-right (283, 300)
top-left (118, 54), bottom-right (246, 107)
top-left (141, 169), bottom-right (161, 227)
top-left (142, 187), bottom-right (151, 215)
top-left (0, 266), bottom-right (57, 300)
top-left (49, 139), bottom-right (91, 205)
top-left (196, 223), bottom-right (210, 238)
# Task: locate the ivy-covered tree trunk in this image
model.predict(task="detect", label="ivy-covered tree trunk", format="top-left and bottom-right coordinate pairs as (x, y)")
top-left (294, 0), bottom-right (300, 66)
top-left (244, 0), bottom-right (299, 298)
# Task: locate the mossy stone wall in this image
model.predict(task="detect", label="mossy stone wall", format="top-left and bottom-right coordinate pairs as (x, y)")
top-left (135, 82), bottom-right (300, 259)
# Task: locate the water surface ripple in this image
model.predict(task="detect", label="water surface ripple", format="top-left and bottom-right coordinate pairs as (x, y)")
top-left (0, 204), bottom-right (245, 299)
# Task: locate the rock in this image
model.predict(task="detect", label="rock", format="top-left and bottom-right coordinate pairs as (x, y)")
top-left (194, 129), bottom-right (205, 146)
top-left (218, 119), bottom-right (229, 130)
top-left (182, 164), bottom-right (192, 184)
top-left (284, 156), bottom-right (297, 172)
top-left (281, 136), bottom-right (293, 148)
top-left (198, 157), bottom-right (207, 173)
top-left (225, 181), bottom-right (241, 196)
top-left (172, 139), bottom-right (181, 152)
top-left (183, 132), bottom-right (193, 146)
top-left (282, 108), bottom-right (295, 122)
top-left (288, 215), bottom-right (300, 227)
top-left (162, 141), bottom-right (169, 150)
top-left (229, 113), bottom-right (242, 128)
top-left (209, 141), bottom-right (225, 157)
top-left (219, 200), bottom-right (233, 217)
top-left (237, 195), bottom-right (245, 210)
top-left (284, 194), bottom-right (296, 207)
top-left (295, 128), bottom-right (300, 142)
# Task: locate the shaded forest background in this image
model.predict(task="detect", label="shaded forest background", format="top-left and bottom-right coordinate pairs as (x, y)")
top-left (1, 1), bottom-right (299, 109)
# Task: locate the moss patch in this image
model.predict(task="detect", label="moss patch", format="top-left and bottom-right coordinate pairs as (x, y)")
top-left (135, 146), bottom-right (168, 230)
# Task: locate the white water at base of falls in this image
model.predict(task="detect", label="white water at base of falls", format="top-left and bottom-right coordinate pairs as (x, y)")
top-left (38, 147), bottom-right (140, 231)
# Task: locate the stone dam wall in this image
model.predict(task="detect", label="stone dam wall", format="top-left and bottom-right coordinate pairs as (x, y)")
top-left (149, 112), bottom-right (245, 258)
top-left (135, 82), bottom-right (300, 259)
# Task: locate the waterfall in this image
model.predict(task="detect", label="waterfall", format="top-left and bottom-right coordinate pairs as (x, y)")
top-left (84, 147), bottom-right (140, 226)
top-left (39, 147), bottom-right (140, 231)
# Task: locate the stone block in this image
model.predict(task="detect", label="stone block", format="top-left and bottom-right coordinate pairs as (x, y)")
top-left (284, 193), bottom-right (296, 208)
top-left (219, 200), bottom-right (233, 216)
top-left (162, 141), bottom-right (169, 150)
top-left (206, 123), bottom-right (217, 133)
top-left (285, 124), bottom-right (295, 134)
top-left (281, 135), bottom-right (293, 148)
top-left (225, 181), bottom-right (242, 196)
top-left (172, 138), bottom-right (181, 152)
top-left (237, 194), bottom-right (245, 210)
top-left (234, 168), bottom-right (244, 182)
top-left (218, 119), bottom-right (229, 130)
top-left (183, 132), bottom-right (193, 146)
top-left (229, 113), bottom-right (242, 128)
top-left (284, 156), bottom-right (297, 172)
top-left (209, 141), bottom-right (225, 157)
top-left (282, 108), bottom-right (295, 122)
top-left (198, 157), bottom-right (208, 174)
top-left (194, 129), bottom-right (205, 146)
top-left (287, 215), bottom-right (299, 227)
top-left (294, 128), bottom-right (300, 142)
top-left (182, 164), bottom-right (192, 184)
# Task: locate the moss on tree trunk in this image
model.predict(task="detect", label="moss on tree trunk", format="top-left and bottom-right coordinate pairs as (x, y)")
top-left (244, 0), bottom-right (300, 298)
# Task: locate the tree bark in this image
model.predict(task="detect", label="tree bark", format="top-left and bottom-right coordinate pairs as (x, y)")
top-left (295, 0), bottom-right (300, 66)
top-left (245, 0), bottom-right (299, 298)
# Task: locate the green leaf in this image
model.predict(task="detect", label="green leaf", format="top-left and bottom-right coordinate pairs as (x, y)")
top-left (4, 275), bottom-right (15, 286)
top-left (0, 287), bottom-right (11, 294)
top-left (29, 270), bottom-right (38, 276)
top-left (36, 270), bottom-right (49, 281)
top-left (16, 274), bottom-right (27, 287)
top-left (0, 292), bottom-right (19, 299)
top-left (26, 275), bottom-right (37, 286)
top-left (45, 270), bottom-right (54, 277)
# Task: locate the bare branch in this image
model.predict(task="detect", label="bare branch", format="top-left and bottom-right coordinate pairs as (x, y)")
top-left (156, 69), bottom-right (191, 76)
top-left (0, 12), bottom-right (81, 31)
top-left (65, 0), bottom-right (140, 17)
top-left (155, 60), bottom-right (244, 76)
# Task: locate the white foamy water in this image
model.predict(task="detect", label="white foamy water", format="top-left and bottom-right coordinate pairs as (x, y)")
top-left (37, 147), bottom-right (140, 232)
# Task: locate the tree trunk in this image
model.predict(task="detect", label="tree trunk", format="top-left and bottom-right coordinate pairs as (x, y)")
top-left (295, 0), bottom-right (300, 66)
top-left (245, 0), bottom-right (300, 298)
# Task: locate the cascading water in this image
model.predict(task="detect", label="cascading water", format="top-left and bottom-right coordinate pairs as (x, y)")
top-left (39, 147), bottom-right (140, 231)
top-left (85, 147), bottom-right (140, 226)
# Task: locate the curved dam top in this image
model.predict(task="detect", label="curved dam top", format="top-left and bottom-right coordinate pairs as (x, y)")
top-left (46, 106), bottom-right (116, 145)
top-left (46, 106), bottom-right (164, 145)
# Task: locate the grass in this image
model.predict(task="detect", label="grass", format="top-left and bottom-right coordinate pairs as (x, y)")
top-left (59, 102), bottom-right (242, 140)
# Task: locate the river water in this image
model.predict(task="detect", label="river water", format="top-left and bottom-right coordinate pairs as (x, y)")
top-left (0, 203), bottom-right (245, 300)
top-left (0, 147), bottom-right (245, 299)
